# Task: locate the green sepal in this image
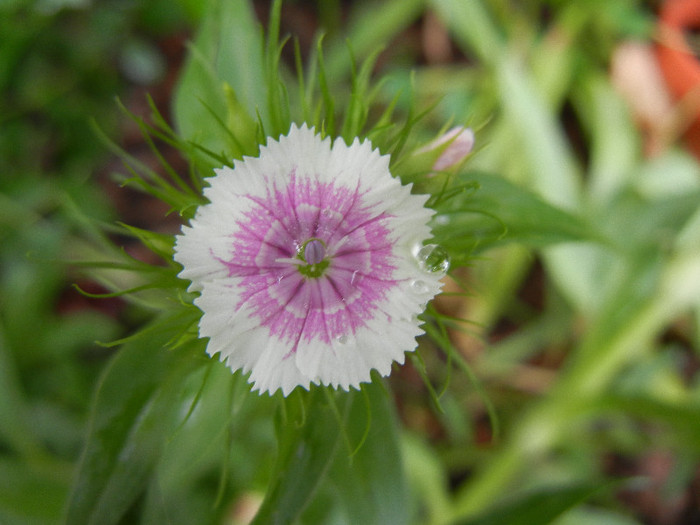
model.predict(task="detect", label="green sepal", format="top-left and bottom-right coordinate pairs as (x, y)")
top-left (117, 222), bottom-right (176, 261)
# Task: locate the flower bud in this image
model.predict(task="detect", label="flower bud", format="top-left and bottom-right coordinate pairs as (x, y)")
top-left (422, 126), bottom-right (475, 172)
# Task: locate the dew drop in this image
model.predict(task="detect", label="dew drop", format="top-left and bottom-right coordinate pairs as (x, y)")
top-left (410, 240), bottom-right (423, 258)
top-left (410, 279), bottom-right (429, 294)
top-left (415, 244), bottom-right (450, 276)
top-left (336, 334), bottom-right (349, 345)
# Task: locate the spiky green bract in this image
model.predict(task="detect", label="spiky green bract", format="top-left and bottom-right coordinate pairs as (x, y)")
top-left (171, 0), bottom-right (447, 189)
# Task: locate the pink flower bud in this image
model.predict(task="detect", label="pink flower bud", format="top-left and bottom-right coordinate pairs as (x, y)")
top-left (422, 126), bottom-right (475, 172)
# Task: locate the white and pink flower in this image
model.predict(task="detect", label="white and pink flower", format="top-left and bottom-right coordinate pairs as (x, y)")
top-left (174, 125), bottom-right (443, 395)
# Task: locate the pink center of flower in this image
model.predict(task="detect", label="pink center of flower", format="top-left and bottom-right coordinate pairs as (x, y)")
top-left (217, 170), bottom-right (398, 352)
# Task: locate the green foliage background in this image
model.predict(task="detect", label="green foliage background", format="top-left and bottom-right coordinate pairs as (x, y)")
top-left (1, 0), bottom-right (699, 524)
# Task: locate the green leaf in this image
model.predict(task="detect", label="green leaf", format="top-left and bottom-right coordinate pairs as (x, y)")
top-left (64, 318), bottom-right (203, 525)
top-left (325, 0), bottom-right (426, 79)
top-left (301, 378), bottom-right (411, 525)
top-left (251, 389), bottom-right (344, 525)
top-left (341, 46), bottom-right (383, 141)
top-left (141, 362), bottom-right (274, 525)
top-left (430, 0), bottom-right (505, 64)
top-left (595, 396), bottom-right (700, 452)
top-left (432, 172), bottom-right (597, 258)
top-left (117, 222), bottom-right (175, 261)
top-left (172, 0), bottom-right (263, 155)
top-left (573, 72), bottom-right (639, 203)
top-left (457, 482), bottom-right (609, 525)
top-left (0, 328), bottom-right (44, 458)
top-left (496, 55), bottom-right (581, 211)
top-left (401, 434), bottom-right (452, 525)
top-left (553, 506), bottom-right (643, 525)
top-left (250, 382), bottom-right (410, 525)
top-left (320, 380), bottom-right (410, 525)
top-left (263, 0), bottom-right (290, 138)
top-left (0, 458), bottom-right (71, 525)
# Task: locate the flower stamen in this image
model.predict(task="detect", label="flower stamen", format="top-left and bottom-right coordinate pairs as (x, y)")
top-left (302, 238), bottom-right (325, 264)
top-left (297, 238), bottom-right (329, 278)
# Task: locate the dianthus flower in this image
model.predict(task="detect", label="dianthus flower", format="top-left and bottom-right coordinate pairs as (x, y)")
top-left (174, 125), bottom-right (444, 395)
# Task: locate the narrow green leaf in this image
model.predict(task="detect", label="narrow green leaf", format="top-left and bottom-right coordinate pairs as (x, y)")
top-left (117, 222), bottom-right (176, 261)
top-left (64, 321), bottom-right (202, 525)
top-left (431, 0), bottom-right (505, 65)
top-left (72, 281), bottom-right (171, 300)
top-left (293, 38), bottom-right (310, 122)
top-left (173, 0), bottom-right (264, 153)
top-left (251, 389), bottom-right (343, 525)
top-left (595, 396), bottom-right (700, 451)
top-left (326, 0), bottom-right (426, 79)
top-left (422, 312), bottom-right (500, 443)
top-left (321, 380), bottom-right (410, 525)
top-left (457, 482), bottom-right (611, 525)
top-left (432, 172), bottom-right (598, 256)
top-left (0, 458), bottom-right (71, 525)
top-left (316, 37), bottom-right (336, 136)
top-left (496, 56), bottom-right (581, 211)
top-left (573, 72), bottom-right (639, 203)
top-left (223, 83), bottom-right (260, 158)
top-left (341, 45), bottom-right (383, 141)
top-left (409, 352), bottom-right (444, 413)
top-left (264, 0), bottom-right (291, 137)
top-left (0, 329), bottom-right (45, 458)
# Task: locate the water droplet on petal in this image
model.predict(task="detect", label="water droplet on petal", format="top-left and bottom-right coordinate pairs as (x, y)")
top-left (411, 279), bottom-right (429, 294)
top-left (415, 244), bottom-right (450, 276)
top-left (336, 334), bottom-right (349, 345)
top-left (410, 240), bottom-right (423, 258)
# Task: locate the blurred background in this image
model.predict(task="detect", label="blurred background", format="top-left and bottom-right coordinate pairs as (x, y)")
top-left (2, 0), bottom-right (700, 524)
